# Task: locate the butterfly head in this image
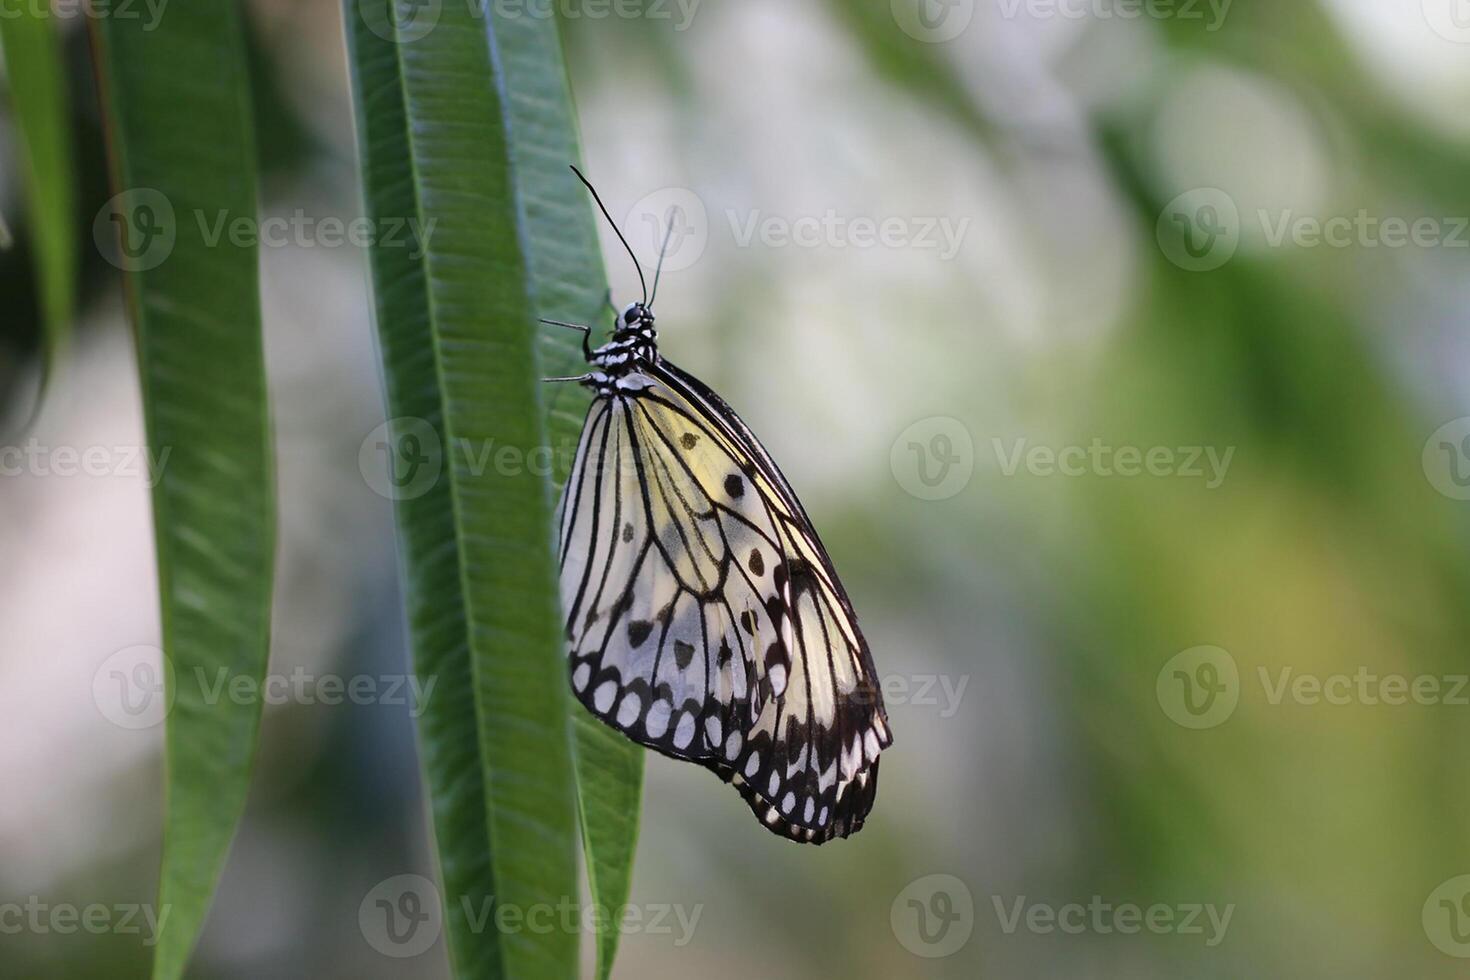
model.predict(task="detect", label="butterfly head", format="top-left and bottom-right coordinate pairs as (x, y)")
top-left (609, 302), bottom-right (658, 353)
top-left (619, 302), bottom-right (655, 334)
top-left (588, 302), bottom-right (660, 380)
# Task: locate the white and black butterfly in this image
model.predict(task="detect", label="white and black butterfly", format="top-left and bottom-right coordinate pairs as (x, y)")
top-left (547, 168), bottom-right (891, 844)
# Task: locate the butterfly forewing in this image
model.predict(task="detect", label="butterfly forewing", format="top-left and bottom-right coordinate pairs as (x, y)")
top-left (562, 381), bottom-right (783, 763)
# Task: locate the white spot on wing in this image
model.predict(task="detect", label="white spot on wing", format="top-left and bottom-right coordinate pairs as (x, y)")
top-left (594, 681), bottom-right (617, 714)
top-left (646, 700), bottom-right (671, 738)
top-left (617, 693), bottom-right (642, 728)
top-left (674, 713), bottom-right (695, 749)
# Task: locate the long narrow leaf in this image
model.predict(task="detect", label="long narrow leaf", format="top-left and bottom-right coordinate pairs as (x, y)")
top-left (485, 11), bottom-right (645, 980)
top-left (346, 2), bottom-right (581, 977)
top-left (1, 3), bottom-right (76, 390)
top-left (88, 6), bottom-right (274, 979)
top-left (344, 2), bottom-right (502, 974)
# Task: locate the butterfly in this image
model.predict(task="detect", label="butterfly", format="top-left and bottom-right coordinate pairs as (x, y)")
top-left (546, 167), bottom-right (891, 844)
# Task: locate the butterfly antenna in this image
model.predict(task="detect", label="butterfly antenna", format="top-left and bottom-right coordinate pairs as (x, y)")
top-left (649, 210), bottom-right (676, 308)
top-left (570, 165), bottom-right (648, 306)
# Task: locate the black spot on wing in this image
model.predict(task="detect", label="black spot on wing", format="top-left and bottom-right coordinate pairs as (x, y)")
top-left (724, 474), bottom-right (745, 499)
top-left (628, 620), bottom-right (653, 647)
top-left (748, 549), bottom-right (764, 576)
top-left (680, 432), bottom-right (699, 450)
top-left (674, 640), bottom-right (696, 670)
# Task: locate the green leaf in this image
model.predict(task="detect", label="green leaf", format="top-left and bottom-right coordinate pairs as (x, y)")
top-left (344, 2), bottom-right (581, 977)
top-left (344, 6), bottom-right (503, 976)
top-left (0, 3), bottom-right (77, 389)
top-left (484, 11), bottom-right (645, 980)
top-left (88, 6), bottom-right (275, 980)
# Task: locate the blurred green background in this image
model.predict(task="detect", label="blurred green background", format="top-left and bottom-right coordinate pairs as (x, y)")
top-left (6, 0), bottom-right (1470, 976)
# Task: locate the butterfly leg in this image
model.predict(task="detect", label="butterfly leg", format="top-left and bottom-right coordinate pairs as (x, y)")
top-left (541, 373), bottom-right (593, 384)
top-left (539, 317), bottom-right (594, 360)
